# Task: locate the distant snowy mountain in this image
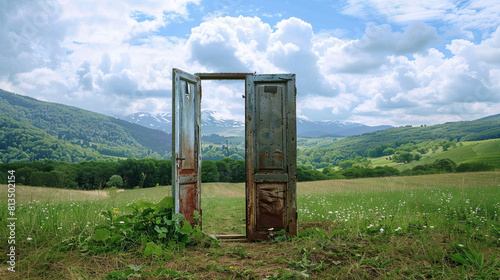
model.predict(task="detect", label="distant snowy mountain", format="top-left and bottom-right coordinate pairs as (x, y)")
top-left (121, 110), bottom-right (244, 136)
top-left (297, 116), bottom-right (393, 138)
top-left (121, 111), bottom-right (393, 138)
top-left (123, 112), bottom-right (172, 131)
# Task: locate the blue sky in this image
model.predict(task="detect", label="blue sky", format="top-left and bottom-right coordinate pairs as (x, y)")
top-left (1, 0), bottom-right (500, 126)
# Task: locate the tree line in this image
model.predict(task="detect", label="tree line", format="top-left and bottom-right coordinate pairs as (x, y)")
top-left (0, 158), bottom-right (248, 190)
top-left (0, 157), bottom-right (494, 190)
top-left (296, 158), bottom-right (494, 181)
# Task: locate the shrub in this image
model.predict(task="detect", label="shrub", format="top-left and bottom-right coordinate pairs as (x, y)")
top-left (456, 162), bottom-right (494, 172)
top-left (107, 174), bottom-right (124, 188)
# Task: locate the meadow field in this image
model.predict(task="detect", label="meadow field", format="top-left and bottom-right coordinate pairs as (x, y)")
top-left (1, 172), bottom-right (499, 279)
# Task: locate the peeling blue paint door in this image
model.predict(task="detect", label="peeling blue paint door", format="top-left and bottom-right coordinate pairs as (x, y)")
top-left (245, 74), bottom-right (297, 240)
top-left (172, 68), bottom-right (202, 226)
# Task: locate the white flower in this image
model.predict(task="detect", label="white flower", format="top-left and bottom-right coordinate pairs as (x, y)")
top-left (395, 227), bottom-right (402, 231)
top-left (380, 228), bottom-right (384, 233)
top-left (27, 237), bottom-right (33, 241)
top-left (119, 221), bottom-right (125, 224)
top-left (458, 244), bottom-right (464, 247)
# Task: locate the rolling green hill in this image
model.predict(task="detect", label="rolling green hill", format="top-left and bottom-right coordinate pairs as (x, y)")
top-left (0, 89), bottom-right (172, 163)
top-left (2, 88), bottom-right (500, 169)
top-left (298, 114), bottom-right (500, 168)
top-left (370, 138), bottom-right (500, 170)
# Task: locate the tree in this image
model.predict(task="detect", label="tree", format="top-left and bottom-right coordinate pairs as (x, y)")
top-left (107, 175), bottom-right (124, 188)
top-left (393, 152), bottom-right (413, 163)
top-left (216, 159), bottom-right (232, 182)
top-left (383, 147), bottom-right (395, 155)
top-left (432, 158), bottom-right (456, 172)
top-left (201, 161), bottom-right (219, 182)
top-left (338, 160), bottom-right (355, 170)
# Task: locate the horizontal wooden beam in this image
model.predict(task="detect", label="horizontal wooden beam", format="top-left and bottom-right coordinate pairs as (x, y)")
top-left (195, 73), bottom-right (253, 80)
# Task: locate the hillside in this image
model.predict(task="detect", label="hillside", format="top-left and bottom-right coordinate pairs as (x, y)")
top-left (0, 89), bottom-right (171, 163)
top-left (298, 114), bottom-right (500, 168)
top-left (369, 138), bottom-right (500, 170)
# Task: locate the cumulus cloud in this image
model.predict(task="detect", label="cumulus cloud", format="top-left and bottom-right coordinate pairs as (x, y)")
top-left (76, 60), bottom-right (93, 91)
top-left (2, 1), bottom-right (500, 126)
top-left (0, 0), bottom-right (65, 76)
top-left (342, 0), bottom-right (500, 38)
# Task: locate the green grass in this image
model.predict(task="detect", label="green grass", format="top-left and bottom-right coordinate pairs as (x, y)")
top-left (1, 172), bottom-right (499, 279)
top-left (371, 138), bottom-right (500, 170)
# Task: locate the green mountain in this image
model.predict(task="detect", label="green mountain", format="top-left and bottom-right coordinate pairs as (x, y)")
top-left (298, 114), bottom-right (500, 168)
top-left (0, 89), bottom-right (171, 163)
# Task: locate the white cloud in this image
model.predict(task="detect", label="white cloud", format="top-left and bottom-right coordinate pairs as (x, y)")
top-left (1, 1), bottom-right (500, 127)
top-left (342, 0), bottom-right (500, 37)
top-left (0, 0), bottom-right (65, 76)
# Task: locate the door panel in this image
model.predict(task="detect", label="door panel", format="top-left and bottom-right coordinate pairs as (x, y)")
top-left (256, 84), bottom-right (285, 171)
top-left (246, 74), bottom-right (297, 241)
top-left (172, 68), bottom-right (201, 226)
top-left (257, 183), bottom-right (286, 230)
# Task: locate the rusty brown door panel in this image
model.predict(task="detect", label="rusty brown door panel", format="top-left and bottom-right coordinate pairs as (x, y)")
top-left (172, 68), bottom-right (202, 226)
top-left (245, 74), bottom-right (297, 241)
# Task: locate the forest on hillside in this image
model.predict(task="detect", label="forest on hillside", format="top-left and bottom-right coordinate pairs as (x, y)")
top-left (0, 90), bottom-right (171, 163)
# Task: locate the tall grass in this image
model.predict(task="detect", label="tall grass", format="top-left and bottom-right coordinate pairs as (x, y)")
top-left (1, 172), bottom-right (499, 279)
top-left (299, 186), bottom-right (499, 242)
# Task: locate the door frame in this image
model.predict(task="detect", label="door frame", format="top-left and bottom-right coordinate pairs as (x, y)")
top-left (172, 70), bottom-right (297, 240)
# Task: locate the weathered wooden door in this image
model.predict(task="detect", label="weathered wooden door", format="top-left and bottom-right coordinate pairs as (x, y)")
top-left (245, 74), bottom-right (297, 240)
top-left (172, 68), bottom-right (202, 226)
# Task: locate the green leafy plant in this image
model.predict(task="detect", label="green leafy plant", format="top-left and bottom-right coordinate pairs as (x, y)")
top-left (289, 251), bottom-right (326, 273)
top-left (82, 196), bottom-right (207, 254)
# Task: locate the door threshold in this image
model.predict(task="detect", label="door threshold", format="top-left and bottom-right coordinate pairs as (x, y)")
top-left (213, 234), bottom-right (247, 242)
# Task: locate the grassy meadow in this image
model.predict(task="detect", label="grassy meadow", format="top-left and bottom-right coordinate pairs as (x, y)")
top-left (1, 172), bottom-right (499, 279)
top-left (370, 138), bottom-right (500, 171)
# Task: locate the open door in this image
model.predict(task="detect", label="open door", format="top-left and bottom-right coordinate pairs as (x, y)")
top-left (245, 74), bottom-right (297, 241)
top-left (172, 68), bottom-right (202, 226)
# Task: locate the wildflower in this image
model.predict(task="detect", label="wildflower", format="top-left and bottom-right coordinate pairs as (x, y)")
top-left (229, 266), bottom-right (234, 269)
top-left (27, 237), bottom-right (33, 241)
top-left (119, 221), bottom-right (125, 224)
top-left (380, 228), bottom-right (384, 233)
top-left (458, 244), bottom-right (464, 247)
top-left (395, 227), bottom-right (402, 232)
top-left (429, 226), bottom-right (434, 229)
